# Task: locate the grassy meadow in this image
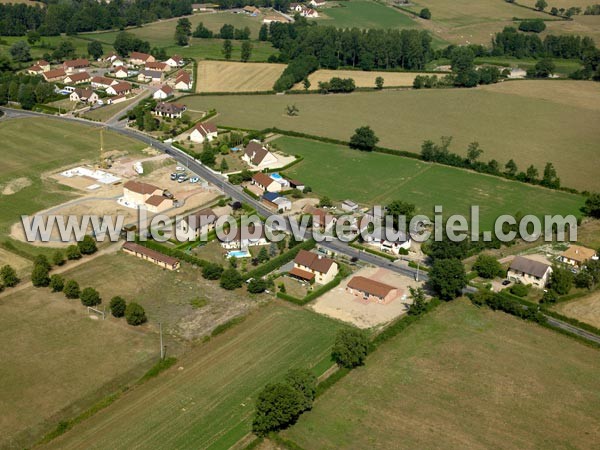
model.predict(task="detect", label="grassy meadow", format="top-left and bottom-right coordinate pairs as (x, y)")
top-left (318, 0), bottom-right (418, 29)
top-left (0, 117), bottom-right (144, 251)
top-left (0, 35), bottom-right (91, 60)
top-left (43, 304), bottom-right (347, 450)
top-left (0, 284), bottom-right (157, 449)
top-left (184, 80), bottom-right (600, 192)
top-left (284, 299), bottom-right (600, 449)
top-left (275, 136), bottom-right (584, 229)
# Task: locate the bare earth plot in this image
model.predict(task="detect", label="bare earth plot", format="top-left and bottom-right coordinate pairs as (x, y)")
top-left (295, 70), bottom-right (435, 89)
top-left (196, 61), bottom-right (286, 92)
top-left (42, 304), bottom-right (346, 450)
top-left (284, 299), bottom-right (600, 449)
top-left (184, 80), bottom-right (600, 192)
top-left (0, 285), bottom-right (157, 450)
top-left (553, 291), bottom-right (600, 329)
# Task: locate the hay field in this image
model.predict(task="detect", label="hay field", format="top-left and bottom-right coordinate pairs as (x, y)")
top-left (0, 285), bottom-right (156, 449)
top-left (544, 15), bottom-right (600, 46)
top-left (295, 69), bottom-right (435, 89)
top-left (553, 291), bottom-right (600, 329)
top-left (196, 60), bottom-right (285, 92)
top-left (184, 80), bottom-right (600, 191)
top-left (284, 299), bottom-right (600, 449)
top-left (42, 304), bottom-right (347, 450)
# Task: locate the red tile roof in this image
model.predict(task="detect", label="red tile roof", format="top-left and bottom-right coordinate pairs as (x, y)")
top-left (347, 276), bottom-right (396, 299)
top-left (252, 172), bottom-right (274, 188)
top-left (123, 242), bottom-right (179, 266)
top-left (294, 250), bottom-right (335, 274)
top-left (124, 180), bottom-right (160, 195)
top-left (193, 122), bottom-right (217, 136)
top-left (289, 267), bottom-right (315, 281)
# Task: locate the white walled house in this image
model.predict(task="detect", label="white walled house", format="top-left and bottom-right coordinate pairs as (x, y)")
top-left (189, 122), bottom-right (218, 143)
top-left (153, 85), bottom-right (174, 100)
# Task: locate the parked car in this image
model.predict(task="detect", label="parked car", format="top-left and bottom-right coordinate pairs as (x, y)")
top-left (190, 177), bottom-right (199, 183)
top-left (502, 279), bottom-right (511, 286)
top-left (176, 166), bottom-right (185, 171)
top-left (170, 173), bottom-right (178, 180)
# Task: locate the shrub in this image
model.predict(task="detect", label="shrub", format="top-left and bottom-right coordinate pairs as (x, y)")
top-left (247, 278), bottom-right (267, 294)
top-left (331, 328), bottom-right (369, 368)
top-left (110, 296), bottom-right (127, 317)
top-left (252, 382), bottom-right (304, 436)
top-left (77, 235), bottom-right (97, 255)
top-left (49, 274), bottom-right (64, 292)
top-left (125, 302), bottom-right (147, 325)
top-left (509, 283), bottom-right (529, 297)
top-left (66, 245), bottom-right (82, 260)
top-left (540, 289), bottom-right (559, 304)
top-left (52, 250), bottom-right (66, 266)
top-left (202, 262), bottom-right (224, 280)
top-left (428, 259), bottom-right (467, 300)
top-left (80, 287), bottom-right (101, 307)
top-left (518, 19), bottom-right (546, 33)
top-left (419, 7), bottom-right (431, 19)
top-left (549, 267), bottom-right (573, 295)
top-left (220, 268), bottom-right (243, 290)
top-left (63, 279), bottom-right (81, 299)
top-left (0, 264), bottom-right (19, 287)
top-left (472, 254), bottom-right (502, 279)
top-left (31, 264), bottom-right (50, 287)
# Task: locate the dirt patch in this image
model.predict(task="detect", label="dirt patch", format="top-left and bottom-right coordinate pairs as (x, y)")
top-left (310, 266), bottom-right (425, 329)
top-left (1, 177), bottom-right (32, 195)
top-left (553, 291), bottom-right (600, 329)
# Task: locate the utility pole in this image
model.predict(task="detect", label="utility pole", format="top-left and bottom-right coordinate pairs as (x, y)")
top-left (159, 322), bottom-right (164, 360)
top-left (416, 258), bottom-right (420, 282)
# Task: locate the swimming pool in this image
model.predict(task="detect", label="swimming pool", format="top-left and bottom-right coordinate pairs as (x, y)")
top-left (227, 250), bottom-right (251, 258)
top-left (270, 172), bottom-right (282, 180)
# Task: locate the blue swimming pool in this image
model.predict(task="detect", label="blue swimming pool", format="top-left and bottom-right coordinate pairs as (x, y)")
top-left (227, 250), bottom-right (251, 258)
top-left (270, 173), bottom-right (282, 180)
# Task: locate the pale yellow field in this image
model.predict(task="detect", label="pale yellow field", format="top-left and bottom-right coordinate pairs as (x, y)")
top-left (544, 15), bottom-right (600, 46)
top-left (295, 70), bottom-right (437, 90)
top-left (195, 60), bottom-right (286, 93)
top-left (553, 291), bottom-right (600, 329)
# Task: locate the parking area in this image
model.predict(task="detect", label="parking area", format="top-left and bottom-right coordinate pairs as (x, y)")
top-left (310, 267), bottom-right (425, 329)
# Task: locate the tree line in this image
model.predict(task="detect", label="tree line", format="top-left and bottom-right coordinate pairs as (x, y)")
top-left (0, 0), bottom-right (193, 36)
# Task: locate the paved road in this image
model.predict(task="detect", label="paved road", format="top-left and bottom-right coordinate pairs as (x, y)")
top-left (544, 315), bottom-right (600, 345)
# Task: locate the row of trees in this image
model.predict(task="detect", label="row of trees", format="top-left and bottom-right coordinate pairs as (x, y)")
top-left (0, 72), bottom-right (56, 110)
top-left (317, 77), bottom-right (356, 93)
top-left (0, 0), bottom-right (193, 36)
top-left (420, 137), bottom-right (562, 189)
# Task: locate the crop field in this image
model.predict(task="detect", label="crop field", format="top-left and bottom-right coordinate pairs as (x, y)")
top-left (396, 0), bottom-right (546, 44)
top-left (318, 0), bottom-right (418, 29)
top-left (0, 117), bottom-right (144, 244)
top-left (84, 11), bottom-right (264, 47)
top-left (553, 291), bottom-right (600, 329)
top-left (276, 136), bottom-right (584, 229)
top-left (196, 60), bottom-right (286, 92)
top-left (43, 304), bottom-right (346, 450)
top-left (283, 299), bottom-right (600, 449)
top-left (0, 284), bottom-right (157, 449)
top-left (295, 69), bottom-right (435, 89)
top-left (172, 38), bottom-right (277, 62)
top-left (184, 80), bottom-right (600, 192)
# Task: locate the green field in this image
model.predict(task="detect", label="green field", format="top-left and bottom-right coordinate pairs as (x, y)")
top-left (284, 299), bottom-right (600, 449)
top-left (43, 304), bottom-right (346, 450)
top-left (184, 80), bottom-right (600, 192)
top-left (173, 38), bottom-right (277, 62)
top-left (0, 283), bottom-right (157, 449)
top-left (0, 117), bottom-right (144, 247)
top-left (0, 35), bottom-right (91, 60)
top-left (276, 136), bottom-right (584, 229)
top-left (319, 0), bottom-right (418, 29)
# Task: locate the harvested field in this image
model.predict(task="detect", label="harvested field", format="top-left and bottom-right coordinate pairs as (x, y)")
top-left (553, 291), bottom-right (600, 329)
top-left (284, 299), bottom-right (600, 449)
top-left (196, 60), bottom-right (286, 92)
top-left (295, 70), bottom-right (435, 89)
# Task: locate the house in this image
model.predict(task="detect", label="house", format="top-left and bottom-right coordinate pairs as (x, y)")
top-left (174, 70), bottom-right (192, 90)
top-left (129, 51), bottom-right (155, 66)
top-left (103, 52), bottom-right (119, 63)
top-left (262, 15), bottom-right (289, 24)
top-left (153, 85), bottom-right (174, 100)
top-left (346, 276), bottom-right (398, 304)
top-left (242, 140), bottom-right (278, 169)
top-left (145, 61), bottom-right (170, 72)
top-left (145, 194), bottom-right (174, 213)
top-left (122, 180), bottom-right (163, 206)
top-left (508, 68), bottom-right (527, 79)
top-left (34, 59), bottom-right (50, 71)
top-left (290, 249), bottom-right (338, 284)
top-left (301, 7), bottom-right (318, 17)
top-left (289, 3), bottom-right (304, 12)
top-left (177, 207), bottom-right (218, 239)
top-left (107, 94), bottom-right (127, 104)
top-left (63, 58), bottom-right (89, 73)
top-left (63, 71), bottom-right (91, 85)
top-left (112, 66), bottom-right (129, 78)
top-left (138, 69), bottom-right (163, 83)
top-left (91, 76), bottom-right (116, 90)
top-left (122, 242), bottom-right (180, 270)
top-left (219, 223), bottom-right (268, 250)
top-left (189, 122), bottom-right (218, 143)
top-left (153, 102), bottom-right (186, 119)
top-left (252, 172), bottom-right (281, 193)
top-left (106, 81), bottom-right (132, 96)
top-left (309, 0), bottom-right (326, 7)
top-left (341, 200), bottom-right (358, 212)
top-left (364, 226), bottom-right (411, 255)
top-left (507, 256), bottom-right (552, 288)
top-left (287, 179), bottom-right (305, 191)
top-left (165, 55), bottom-right (184, 68)
top-left (42, 68), bottom-right (66, 82)
top-left (243, 5), bottom-right (260, 15)
top-left (304, 205), bottom-right (337, 231)
top-left (69, 88), bottom-right (98, 104)
top-left (263, 192), bottom-right (292, 212)
top-left (111, 57), bottom-right (125, 67)
top-left (559, 245), bottom-right (598, 268)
